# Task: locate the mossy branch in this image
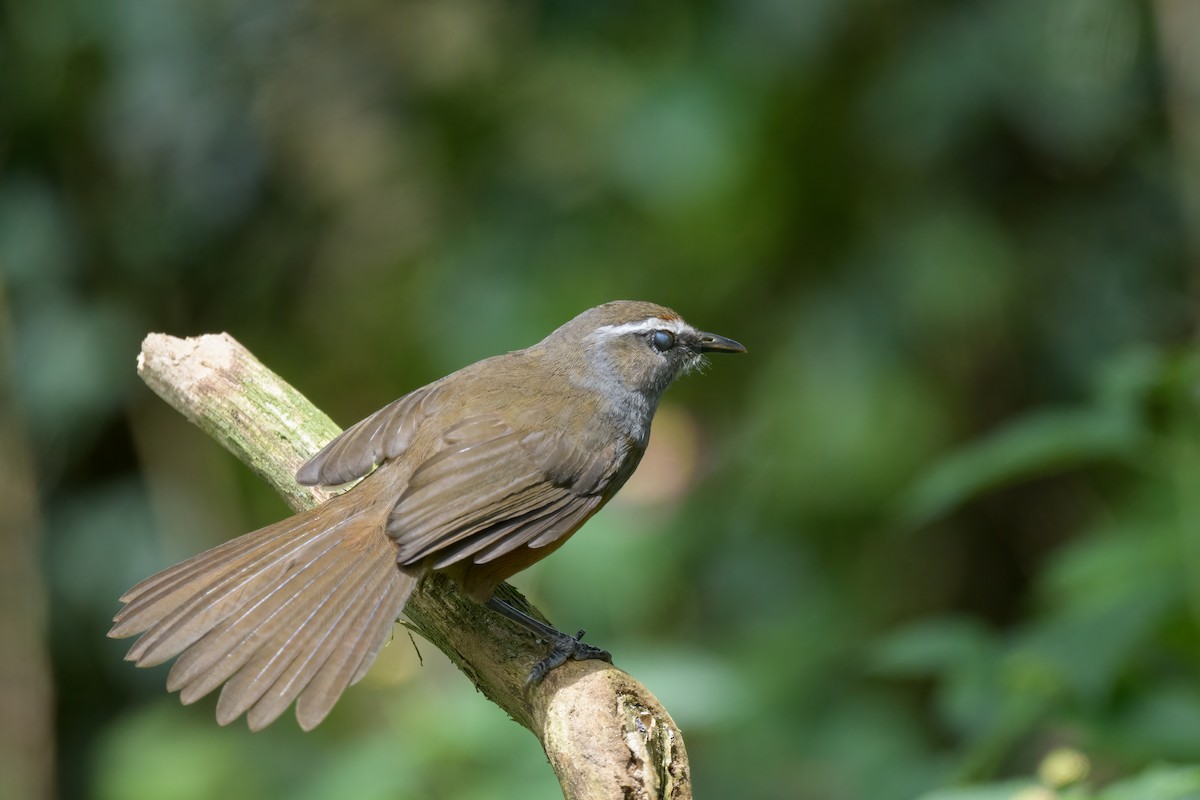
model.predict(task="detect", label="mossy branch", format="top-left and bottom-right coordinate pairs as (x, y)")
top-left (136, 332), bottom-right (691, 800)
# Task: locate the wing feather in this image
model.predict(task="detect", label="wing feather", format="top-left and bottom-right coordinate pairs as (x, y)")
top-left (386, 415), bottom-right (621, 571)
top-left (484, 493), bottom-right (602, 558)
top-left (428, 492), bottom-right (579, 569)
top-left (296, 384), bottom-right (440, 486)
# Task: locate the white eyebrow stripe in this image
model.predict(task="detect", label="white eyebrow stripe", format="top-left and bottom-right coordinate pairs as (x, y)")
top-left (590, 317), bottom-right (689, 341)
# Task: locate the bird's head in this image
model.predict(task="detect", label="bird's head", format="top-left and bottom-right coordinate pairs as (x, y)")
top-left (544, 301), bottom-right (746, 400)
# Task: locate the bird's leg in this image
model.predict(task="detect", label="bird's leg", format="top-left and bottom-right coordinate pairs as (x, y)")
top-left (484, 596), bottom-right (612, 685)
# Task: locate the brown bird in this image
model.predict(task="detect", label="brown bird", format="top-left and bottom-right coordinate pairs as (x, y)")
top-left (110, 301), bottom-right (745, 731)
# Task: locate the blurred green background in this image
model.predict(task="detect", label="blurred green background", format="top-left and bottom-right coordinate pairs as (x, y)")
top-left (3, 0), bottom-right (1200, 798)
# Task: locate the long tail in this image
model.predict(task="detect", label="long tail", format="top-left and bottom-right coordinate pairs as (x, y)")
top-left (109, 490), bottom-right (415, 731)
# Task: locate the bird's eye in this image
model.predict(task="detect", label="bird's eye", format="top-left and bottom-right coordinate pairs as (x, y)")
top-left (650, 330), bottom-right (676, 352)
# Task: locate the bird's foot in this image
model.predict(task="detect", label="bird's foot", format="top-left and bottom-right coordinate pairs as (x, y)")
top-left (483, 597), bottom-right (613, 686)
top-left (526, 629), bottom-right (612, 686)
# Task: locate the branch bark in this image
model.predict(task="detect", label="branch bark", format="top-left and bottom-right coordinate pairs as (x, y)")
top-left (136, 331), bottom-right (691, 800)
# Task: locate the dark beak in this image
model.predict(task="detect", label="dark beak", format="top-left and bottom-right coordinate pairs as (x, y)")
top-left (696, 331), bottom-right (747, 354)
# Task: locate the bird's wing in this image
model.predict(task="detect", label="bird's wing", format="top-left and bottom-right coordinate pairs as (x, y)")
top-left (296, 384), bottom-right (442, 487)
top-left (387, 415), bottom-right (619, 569)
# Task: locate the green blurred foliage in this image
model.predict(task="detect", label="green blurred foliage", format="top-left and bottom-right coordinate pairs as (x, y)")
top-left (2, 0), bottom-right (1198, 798)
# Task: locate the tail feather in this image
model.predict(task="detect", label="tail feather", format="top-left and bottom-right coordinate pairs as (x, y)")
top-left (113, 517), bottom-right (338, 662)
top-left (248, 551), bottom-right (401, 731)
top-left (351, 575), bottom-right (408, 687)
top-left (168, 532), bottom-right (360, 704)
top-left (295, 559), bottom-right (411, 731)
top-left (211, 542), bottom-right (383, 726)
top-left (117, 516), bottom-right (307, 605)
top-left (125, 520), bottom-right (347, 668)
top-left (109, 494), bottom-right (415, 730)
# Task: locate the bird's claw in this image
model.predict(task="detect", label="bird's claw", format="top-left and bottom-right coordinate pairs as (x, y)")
top-left (526, 629), bottom-right (612, 686)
